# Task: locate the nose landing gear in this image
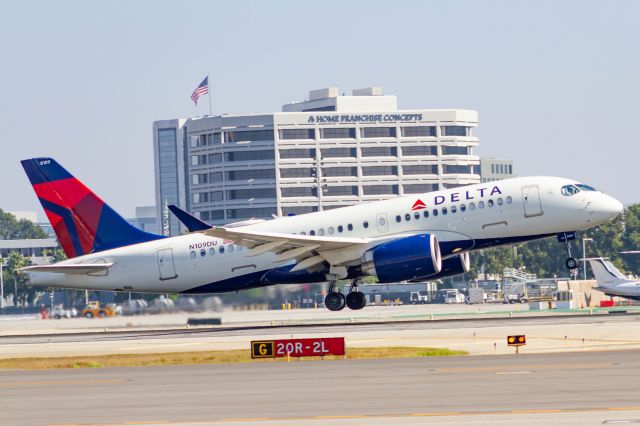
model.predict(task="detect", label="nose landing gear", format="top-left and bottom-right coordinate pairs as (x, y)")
top-left (559, 232), bottom-right (579, 272)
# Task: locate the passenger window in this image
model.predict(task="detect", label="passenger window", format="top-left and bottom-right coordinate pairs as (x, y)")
top-left (460, 204), bottom-right (466, 212)
top-left (423, 210), bottom-right (429, 218)
top-left (337, 225), bottom-right (344, 233)
top-left (414, 212), bottom-right (420, 220)
top-left (200, 249), bottom-right (206, 257)
top-left (497, 198), bottom-right (503, 205)
top-left (310, 230), bottom-right (316, 236)
top-left (478, 201), bottom-right (485, 209)
top-left (328, 227), bottom-right (335, 235)
top-left (432, 209), bottom-right (439, 216)
top-left (378, 217), bottom-right (386, 226)
top-left (219, 246), bottom-right (225, 254)
top-left (488, 199), bottom-right (494, 207)
top-left (209, 247), bottom-right (216, 255)
top-left (469, 202), bottom-right (476, 211)
top-left (442, 207), bottom-right (448, 215)
top-left (405, 213), bottom-right (411, 221)
top-left (348, 224), bottom-right (353, 231)
top-left (363, 221), bottom-right (369, 229)
top-left (451, 205), bottom-right (457, 213)
top-left (318, 228), bottom-right (325, 236)
top-left (190, 251), bottom-right (196, 259)
top-left (506, 196), bottom-right (513, 204)
top-left (300, 231), bottom-right (306, 235)
top-left (396, 215), bottom-right (401, 223)
top-left (228, 245), bottom-right (234, 252)
top-left (237, 245), bottom-right (243, 251)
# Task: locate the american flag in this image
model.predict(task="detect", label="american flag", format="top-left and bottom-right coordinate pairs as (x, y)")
top-left (191, 76), bottom-right (209, 105)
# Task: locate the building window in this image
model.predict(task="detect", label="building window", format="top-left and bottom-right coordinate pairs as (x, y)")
top-left (324, 186), bottom-right (358, 196)
top-left (443, 165), bottom-right (472, 174)
top-left (209, 172), bottom-right (223, 182)
top-left (226, 207), bottom-right (277, 219)
top-left (320, 128), bottom-right (356, 139)
top-left (279, 149), bottom-right (316, 159)
top-left (403, 184), bottom-right (437, 194)
top-left (441, 126), bottom-right (469, 137)
top-left (208, 153), bottom-right (222, 163)
top-left (225, 129), bottom-right (274, 143)
top-left (225, 169), bottom-right (275, 181)
top-left (403, 165), bottom-right (437, 175)
top-left (361, 147), bottom-right (397, 157)
top-left (282, 206), bottom-right (318, 215)
top-left (279, 129), bottom-right (315, 140)
top-left (323, 167), bottom-right (358, 177)
top-left (362, 185), bottom-right (399, 195)
top-left (361, 166), bottom-right (397, 176)
top-left (225, 151), bottom-right (275, 162)
top-left (402, 146), bottom-right (437, 156)
top-left (321, 148), bottom-right (357, 158)
top-left (442, 183), bottom-right (468, 189)
top-left (280, 168), bottom-right (314, 178)
top-left (210, 191), bottom-right (223, 201)
top-left (361, 127), bottom-right (396, 138)
top-left (226, 188), bottom-right (276, 199)
top-left (401, 126), bottom-right (437, 137)
top-left (281, 187), bottom-right (317, 197)
top-left (442, 146), bottom-right (470, 156)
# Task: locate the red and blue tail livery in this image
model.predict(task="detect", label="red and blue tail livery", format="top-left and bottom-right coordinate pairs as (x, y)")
top-left (21, 157), bottom-right (164, 258)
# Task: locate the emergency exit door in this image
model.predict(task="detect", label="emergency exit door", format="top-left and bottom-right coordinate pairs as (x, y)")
top-left (521, 185), bottom-right (543, 218)
top-left (157, 248), bottom-right (178, 280)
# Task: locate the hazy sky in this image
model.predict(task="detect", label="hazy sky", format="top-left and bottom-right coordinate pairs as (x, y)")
top-left (1, 0), bottom-right (638, 219)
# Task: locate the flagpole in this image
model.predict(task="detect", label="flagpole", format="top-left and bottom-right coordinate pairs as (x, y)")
top-left (208, 74), bottom-right (212, 116)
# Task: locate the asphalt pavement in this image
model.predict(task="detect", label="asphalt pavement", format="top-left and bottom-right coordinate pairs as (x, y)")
top-left (2, 349), bottom-right (640, 425)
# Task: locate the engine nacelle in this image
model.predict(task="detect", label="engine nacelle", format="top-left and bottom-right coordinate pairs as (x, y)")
top-left (427, 252), bottom-right (471, 281)
top-left (361, 234), bottom-right (442, 283)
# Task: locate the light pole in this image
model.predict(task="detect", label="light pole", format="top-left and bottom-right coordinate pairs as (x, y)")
top-left (582, 237), bottom-right (593, 280)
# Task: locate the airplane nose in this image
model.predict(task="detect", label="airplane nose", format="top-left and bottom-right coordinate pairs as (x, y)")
top-left (602, 196), bottom-right (624, 218)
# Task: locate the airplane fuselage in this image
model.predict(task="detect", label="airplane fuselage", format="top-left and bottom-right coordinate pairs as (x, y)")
top-left (26, 176), bottom-right (623, 294)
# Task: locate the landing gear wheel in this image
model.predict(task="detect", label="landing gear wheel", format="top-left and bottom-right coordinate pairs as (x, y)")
top-left (346, 292), bottom-right (366, 310)
top-left (325, 292), bottom-right (346, 311)
top-left (566, 257), bottom-right (579, 270)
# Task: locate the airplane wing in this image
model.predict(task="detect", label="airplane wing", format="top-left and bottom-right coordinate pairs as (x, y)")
top-left (202, 226), bottom-right (371, 273)
top-left (20, 263), bottom-right (114, 275)
top-left (620, 251), bottom-right (640, 254)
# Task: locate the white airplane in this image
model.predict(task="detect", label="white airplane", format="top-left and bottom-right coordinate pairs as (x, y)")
top-left (20, 157), bottom-right (623, 311)
top-left (587, 257), bottom-right (640, 301)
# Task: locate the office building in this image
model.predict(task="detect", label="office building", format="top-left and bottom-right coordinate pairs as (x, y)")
top-left (480, 157), bottom-right (515, 183)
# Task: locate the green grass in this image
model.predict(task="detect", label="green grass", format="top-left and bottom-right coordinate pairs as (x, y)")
top-left (0, 346), bottom-right (467, 370)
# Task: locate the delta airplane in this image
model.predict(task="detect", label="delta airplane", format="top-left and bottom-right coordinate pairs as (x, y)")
top-left (20, 157), bottom-right (623, 311)
top-left (587, 258), bottom-right (640, 301)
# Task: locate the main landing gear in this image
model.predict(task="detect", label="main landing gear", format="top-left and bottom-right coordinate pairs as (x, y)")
top-left (324, 280), bottom-right (366, 311)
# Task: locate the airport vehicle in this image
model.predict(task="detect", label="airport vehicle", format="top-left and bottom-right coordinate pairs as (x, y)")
top-left (19, 157), bottom-right (623, 311)
top-left (410, 291), bottom-right (429, 304)
top-left (466, 287), bottom-right (485, 304)
top-left (587, 258), bottom-right (640, 300)
top-left (81, 301), bottom-right (117, 318)
top-left (50, 304), bottom-right (73, 319)
top-left (444, 289), bottom-right (465, 304)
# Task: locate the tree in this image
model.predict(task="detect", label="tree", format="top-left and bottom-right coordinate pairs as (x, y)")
top-left (0, 209), bottom-right (48, 240)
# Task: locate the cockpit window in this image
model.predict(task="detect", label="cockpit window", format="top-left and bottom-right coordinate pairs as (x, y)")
top-left (561, 185), bottom-right (580, 196)
top-left (576, 184), bottom-right (597, 191)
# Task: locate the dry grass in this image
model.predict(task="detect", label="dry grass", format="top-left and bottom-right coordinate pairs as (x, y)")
top-left (0, 347), bottom-right (467, 370)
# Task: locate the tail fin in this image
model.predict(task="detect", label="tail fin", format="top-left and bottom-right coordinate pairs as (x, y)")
top-left (21, 157), bottom-right (164, 258)
top-left (587, 258), bottom-right (630, 288)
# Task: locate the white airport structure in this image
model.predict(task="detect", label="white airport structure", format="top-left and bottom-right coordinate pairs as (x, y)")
top-left (153, 87), bottom-right (481, 233)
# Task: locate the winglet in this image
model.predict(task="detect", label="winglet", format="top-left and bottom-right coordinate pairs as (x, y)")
top-left (168, 205), bottom-right (212, 231)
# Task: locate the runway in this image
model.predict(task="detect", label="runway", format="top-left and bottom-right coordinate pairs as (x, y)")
top-left (2, 350), bottom-right (640, 425)
top-left (3, 312), bottom-right (640, 358)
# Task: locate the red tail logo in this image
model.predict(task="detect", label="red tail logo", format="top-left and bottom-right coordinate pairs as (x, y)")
top-left (411, 199), bottom-right (426, 210)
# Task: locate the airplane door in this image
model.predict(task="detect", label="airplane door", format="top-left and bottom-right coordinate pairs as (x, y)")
top-left (157, 248), bottom-right (178, 280)
top-left (521, 185), bottom-right (543, 218)
top-left (376, 213), bottom-right (389, 234)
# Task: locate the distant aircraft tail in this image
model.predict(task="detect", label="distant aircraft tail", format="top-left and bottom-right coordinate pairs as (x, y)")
top-left (587, 258), bottom-right (630, 288)
top-left (21, 157), bottom-right (164, 258)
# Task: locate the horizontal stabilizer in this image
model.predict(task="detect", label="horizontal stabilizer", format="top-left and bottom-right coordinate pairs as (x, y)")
top-left (20, 263), bottom-right (114, 275)
top-left (168, 205), bottom-right (212, 231)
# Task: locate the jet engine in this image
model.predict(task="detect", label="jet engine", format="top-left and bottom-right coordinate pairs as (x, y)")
top-left (426, 252), bottom-right (471, 280)
top-left (361, 234), bottom-right (442, 282)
